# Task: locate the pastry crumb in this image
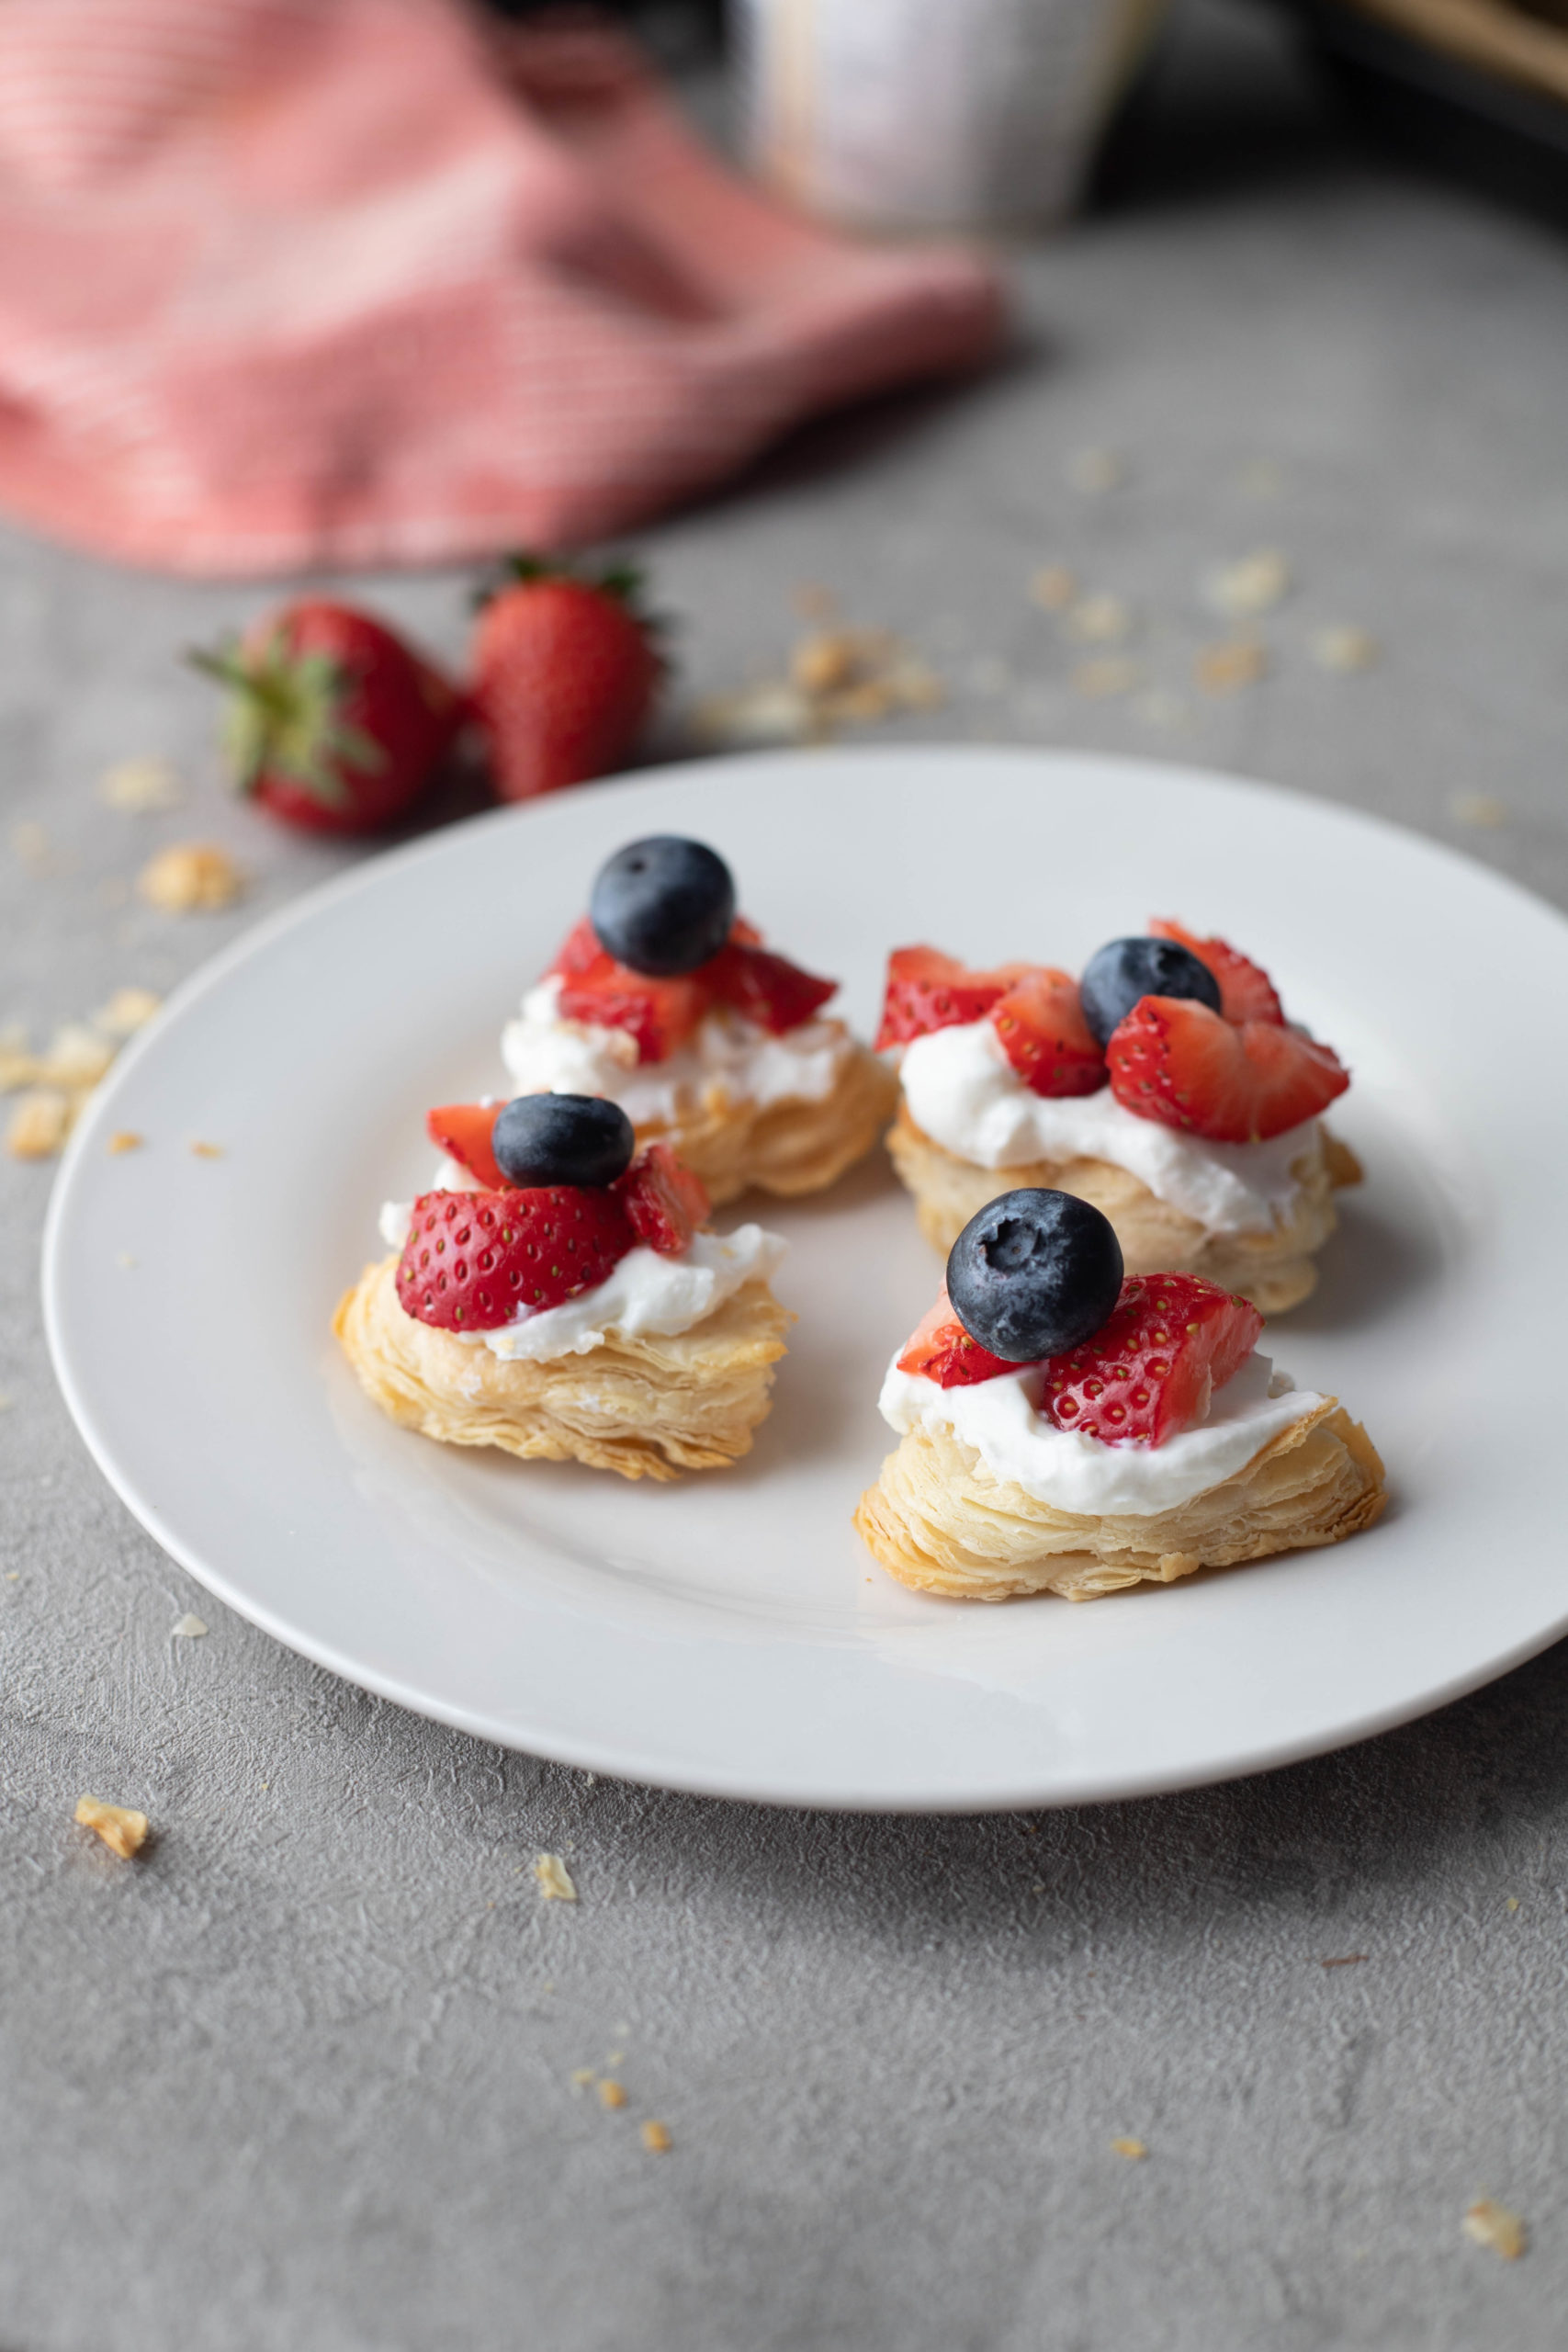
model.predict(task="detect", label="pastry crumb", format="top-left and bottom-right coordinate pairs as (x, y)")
top-left (697, 628), bottom-right (941, 748)
top-left (1030, 564), bottom-right (1077, 611)
top-left (1195, 639), bottom-right (1269, 695)
top-left (1066, 593), bottom-right (1134, 645)
top-left (107, 1131), bottom-right (142, 1155)
top-left (74, 1794), bottom-right (150, 1858)
top-left (138, 842), bottom-right (243, 913)
top-left (1506, 1896), bottom-right (1520, 1912)
top-left (1111, 2138), bottom-right (1147, 2160)
top-left (640, 2120), bottom-right (671, 2154)
top-left (96, 986), bottom-right (162, 1036)
top-left (171, 1613), bottom-right (208, 1638)
top-left (1451, 793), bottom-right (1507, 830)
top-left (535, 1853), bottom-right (577, 1902)
top-left (99, 756), bottom-right (183, 812)
top-left (1204, 549), bottom-right (1289, 619)
top-left (117, 1251), bottom-right (137, 1271)
top-left (6, 1088), bottom-right (73, 1159)
top-left (38, 1024), bottom-right (114, 1091)
top-left (1066, 447), bottom-right (1126, 494)
top-left (598, 2079), bottom-right (627, 2110)
top-left (1312, 624), bottom-right (1379, 673)
top-left (1463, 2198), bottom-right (1527, 2260)
top-left (189, 1140), bottom-right (225, 1159)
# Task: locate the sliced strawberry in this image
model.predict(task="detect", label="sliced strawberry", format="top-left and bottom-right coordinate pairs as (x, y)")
top-left (549, 916), bottom-right (709, 1064)
top-left (876, 946), bottom-right (1031, 1050)
top-left (1108, 997), bottom-right (1348, 1143)
top-left (616, 1142), bottom-right (711, 1257)
top-left (897, 1292), bottom-right (1017, 1388)
top-left (395, 1185), bottom-right (632, 1330)
top-left (989, 967), bottom-right (1107, 1098)
top-left (1043, 1273), bottom-right (1264, 1447)
top-left (1149, 918), bottom-right (1284, 1026)
top-left (425, 1102), bottom-right (503, 1188)
top-left (706, 940), bottom-right (838, 1035)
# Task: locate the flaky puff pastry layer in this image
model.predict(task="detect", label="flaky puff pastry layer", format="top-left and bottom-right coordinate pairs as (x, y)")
top-left (634, 1036), bottom-right (897, 1207)
top-left (854, 1397), bottom-right (1386, 1601)
top-left (334, 1253), bottom-right (792, 1482)
top-left (886, 1101), bottom-right (1361, 1316)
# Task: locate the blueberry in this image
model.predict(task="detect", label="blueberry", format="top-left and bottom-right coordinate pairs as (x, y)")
top-left (946, 1189), bottom-right (1123, 1363)
top-left (590, 836), bottom-right (737, 977)
top-left (491, 1093), bottom-right (635, 1190)
top-left (1078, 936), bottom-right (1222, 1046)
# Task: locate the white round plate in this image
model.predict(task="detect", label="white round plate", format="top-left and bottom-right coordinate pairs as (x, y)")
top-left (42, 748), bottom-right (1568, 1810)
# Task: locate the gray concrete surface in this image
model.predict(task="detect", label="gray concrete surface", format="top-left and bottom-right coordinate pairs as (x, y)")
top-left (5, 4), bottom-right (1568, 2345)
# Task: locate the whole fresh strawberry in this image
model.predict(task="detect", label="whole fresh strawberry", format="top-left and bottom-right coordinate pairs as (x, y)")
top-left (191, 601), bottom-right (460, 835)
top-left (470, 555), bottom-right (661, 801)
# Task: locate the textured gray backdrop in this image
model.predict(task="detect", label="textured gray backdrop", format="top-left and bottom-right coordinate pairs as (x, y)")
top-left (5, 5), bottom-right (1567, 2346)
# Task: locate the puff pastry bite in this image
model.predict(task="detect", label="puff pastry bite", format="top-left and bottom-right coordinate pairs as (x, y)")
top-left (878, 921), bottom-right (1359, 1314)
top-left (336, 1092), bottom-right (790, 1482)
top-left (854, 1188), bottom-right (1385, 1600)
top-left (501, 835), bottom-right (896, 1206)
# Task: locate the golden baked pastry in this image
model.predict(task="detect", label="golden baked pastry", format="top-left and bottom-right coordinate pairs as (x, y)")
top-left (632, 1039), bottom-right (898, 1207)
top-left (886, 1101), bottom-right (1361, 1315)
top-left (335, 1252), bottom-right (791, 1482)
top-left (855, 1396), bottom-right (1386, 1601)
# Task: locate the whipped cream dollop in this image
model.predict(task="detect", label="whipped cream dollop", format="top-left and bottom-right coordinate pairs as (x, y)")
top-left (879, 1349), bottom-right (1323, 1516)
top-left (502, 975), bottom-right (852, 1125)
top-left (898, 1018), bottom-right (1317, 1236)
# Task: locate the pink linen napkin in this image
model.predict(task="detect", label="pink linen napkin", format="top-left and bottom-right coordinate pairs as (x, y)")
top-left (0, 0), bottom-right (1004, 576)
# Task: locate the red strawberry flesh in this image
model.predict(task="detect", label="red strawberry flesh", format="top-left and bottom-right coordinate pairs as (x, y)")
top-left (705, 941), bottom-right (837, 1034)
top-left (989, 967), bottom-right (1107, 1098)
top-left (897, 1293), bottom-right (1017, 1388)
top-left (1107, 996), bottom-right (1348, 1143)
top-left (425, 1102), bottom-right (503, 1189)
top-left (616, 1143), bottom-right (711, 1257)
top-left (550, 916), bottom-right (709, 1063)
top-left (875, 946), bottom-right (1030, 1050)
top-left (1148, 918), bottom-right (1284, 1026)
top-left (395, 1186), bottom-right (633, 1330)
top-left (1043, 1274), bottom-right (1264, 1447)
top-left (471, 562), bottom-right (660, 803)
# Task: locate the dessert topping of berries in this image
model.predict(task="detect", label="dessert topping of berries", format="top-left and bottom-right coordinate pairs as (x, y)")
top-left (396, 1187), bottom-right (633, 1330)
top-left (1148, 919), bottom-right (1284, 1026)
top-left (551, 917), bottom-right (713, 1064)
top-left (989, 968), bottom-right (1107, 1098)
top-left (191, 601), bottom-right (458, 835)
top-left (426, 1102), bottom-right (505, 1189)
top-left (704, 940), bottom-right (837, 1035)
top-left (591, 837), bottom-right (736, 977)
top-left (875, 946), bottom-right (1028, 1050)
top-left (471, 556), bottom-right (662, 803)
top-left (897, 1292), bottom-right (1017, 1388)
top-left (491, 1092), bottom-right (636, 1190)
top-left (1042, 1274), bottom-right (1264, 1447)
top-left (1079, 935), bottom-right (1223, 1047)
top-left (615, 1142), bottom-right (711, 1257)
top-left (945, 1189), bottom-right (1124, 1365)
top-left (1107, 996), bottom-right (1348, 1143)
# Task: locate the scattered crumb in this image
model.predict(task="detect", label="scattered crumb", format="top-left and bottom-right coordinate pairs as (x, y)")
top-left (1066, 593), bottom-right (1134, 645)
top-left (640, 2120), bottom-right (672, 2154)
top-left (1066, 447), bottom-right (1126, 494)
top-left (99, 756), bottom-right (183, 813)
top-left (1312, 624), bottom-right (1379, 673)
top-left (12, 820), bottom-right (52, 875)
top-left (1204, 550), bottom-right (1289, 619)
top-left (0, 1024), bottom-right (35, 1091)
top-left (171, 1613), bottom-right (208, 1638)
top-left (117, 1251), bottom-right (137, 1271)
top-left (1030, 565), bottom-right (1077, 612)
top-left (6, 1088), bottom-right (73, 1159)
top-left (38, 1023), bottom-right (114, 1091)
top-left (1111, 2138), bottom-right (1147, 2160)
top-left (535, 1853), bottom-right (577, 1903)
top-left (96, 986), bottom-right (161, 1037)
top-left (570, 2067), bottom-right (595, 2087)
top-left (696, 628), bottom-right (942, 748)
top-left (1074, 656), bottom-right (1142, 699)
top-left (189, 1140), bottom-right (225, 1159)
top-left (1506, 1896), bottom-right (1520, 1913)
top-left (1195, 639), bottom-right (1269, 695)
top-left (138, 842), bottom-right (243, 913)
top-left (792, 633), bottom-right (858, 696)
top-left (1463, 2198), bottom-right (1527, 2260)
top-left (1133, 689), bottom-right (1189, 730)
top-left (107, 1131), bottom-right (142, 1156)
top-left (73, 1794), bottom-right (150, 1859)
top-left (598, 2080), bottom-right (627, 2110)
top-left (1452, 793), bottom-right (1507, 830)
top-left (1321, 1953), bottom-right (1368, 1970)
